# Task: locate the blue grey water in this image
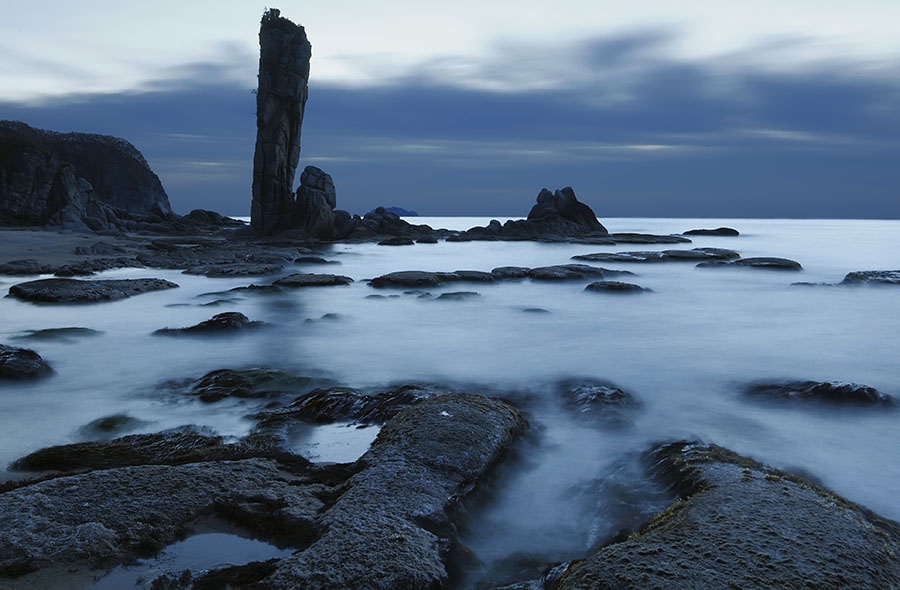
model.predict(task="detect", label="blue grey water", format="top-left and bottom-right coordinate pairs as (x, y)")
top-left (1, 217), bottom-right (899, 577)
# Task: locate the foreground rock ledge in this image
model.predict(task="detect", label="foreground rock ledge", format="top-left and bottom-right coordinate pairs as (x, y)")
top-left (8, 277), bottom-right (178, 303)
top-left (535, 441), bottom-right (900, 589)
top-left (0, 394), bottom-right (526, 588)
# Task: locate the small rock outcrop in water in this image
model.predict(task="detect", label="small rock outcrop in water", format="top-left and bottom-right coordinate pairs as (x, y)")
top-left (534, 441), bottom-right (900, 589)
top-left (744, 380), bottom-right (896, 406)
top-left (697, 256), bottom-right (802, 270)
top-left (0, 344), bottom-right (53, 380)
top-left (462, 187), bottom-right (608, 240)
top-left (8, 277), bottom-right (178, 303)
top-left (683, 227), bottom-right (740, 236)
top-left (584, 280), bottom-right (647, 293)
top-left (251, 9), bottom-right (312, 236)
top-left (840, 270), bottom-right (900, 286)
top-left (0, 121), bottom-right (172, 231)
top-left (573, 247), bottom-right (740, 264)
top-left (154, 312), bottom-right (265, 335)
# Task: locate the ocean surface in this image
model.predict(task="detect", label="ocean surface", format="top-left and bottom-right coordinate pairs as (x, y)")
top-left (2, 217), bottom-right (899, 583)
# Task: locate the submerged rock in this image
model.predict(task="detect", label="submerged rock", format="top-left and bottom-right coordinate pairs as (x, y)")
top-left (557, 378), bottom-right (641, 425)
top-left (584, 281), bottom-right (647, 293)
top-left (9, 428), bottom-right (285, 473)
top-left (545, 441), bottom-right (900, 589)
top-left (273, 272), bottom-right (353, 287)
top-left (683, 227), bottom-right (740, 236)
top-left (183, 262), bottom-right (285, 277)
top-left (609, 233), bottom-right (691, 244)
top-left (76, 414), bottom-right (147, 440)
top-left (0, 344), bottom-right (53, 380)
top-left (744, 380), bottom-right (896, 406)
top-left (370, 270), bottom-right (445, 288)
top-left (154, 312), bottom-right (265, 335)
top-left (573, 247), bottom-right (739, 264)
top-left (840, 270), bottom-right (900, 286)
top-left (8, 277), bottom-right (178, 303)
top-left (697, 257), bottom-right (802, 270)
top-left (257, 384), bottom-right (438, 429)
top-left (11, 327), bottom-right (102, 342)
top-left (526, 264), bottom-right (620, 282)
top-left (188, 367), bottom-right (316, 403)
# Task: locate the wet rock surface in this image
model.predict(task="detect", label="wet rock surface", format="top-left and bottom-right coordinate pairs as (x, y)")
top-left (187, 367), bottom-right (317, 403)
top-left (697, 256), bottom-right (802, 270)
top-left (260, 394), bottom-right (527, 589)
top-left (370, 265), bottom-right (631, 288)
top-left (584, 280), bottom-right (647, 293)
top-left (8, 277), bottom-right (178, 303)
top-left (608, 233), bottom-right (691, 244)
top-left (556, 379), bottom-right (641, 425)
top-left (154, 312), bottom-right (265, 335)
top-left (744, 380), bottom-right (896, 406)
top-left (542, 441), bottom-right (900, 589)
top-left (0, 344), bottom-right (53, 380)
top-left (840, 270), bottom-right (900, 285)
top-left (573, 247), bottom-right (740, 264)
top-left (272, 272), bottom-right (353, 287)
top-left (0, 394), bottom-right (526, 588)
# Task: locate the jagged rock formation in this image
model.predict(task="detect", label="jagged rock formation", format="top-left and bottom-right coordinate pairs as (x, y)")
top-left (461, 187), bottom-right (609, 240)
top-left (251, 8), bottom-right (312, 236)
top-left (0, 121), bottom-right (172, 231)
top-left (288, 165), bottom-right (336, 238)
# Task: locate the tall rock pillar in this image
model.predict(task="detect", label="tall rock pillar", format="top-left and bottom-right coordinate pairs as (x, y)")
top-left (250, 8), bottom-right (312, 235)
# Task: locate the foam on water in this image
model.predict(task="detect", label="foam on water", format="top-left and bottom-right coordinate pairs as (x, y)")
top-left (2, 218), bottom-right (899, 578)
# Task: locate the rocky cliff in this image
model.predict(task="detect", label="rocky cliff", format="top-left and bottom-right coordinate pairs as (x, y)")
top-left (0, 120), bottom-right (172, 231)
top-left (250, 8), bottom-right (312, 236)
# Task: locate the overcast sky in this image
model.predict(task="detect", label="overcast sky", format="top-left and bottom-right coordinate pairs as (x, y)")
top-left (2, 1), bottom-right (899, 217)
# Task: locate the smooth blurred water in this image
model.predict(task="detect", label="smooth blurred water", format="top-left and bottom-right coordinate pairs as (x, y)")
top-left (1, 218), bottom-right (899, 578)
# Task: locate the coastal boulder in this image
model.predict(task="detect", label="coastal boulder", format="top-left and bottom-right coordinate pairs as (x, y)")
top-left (0, 344), bottom-right (53, 380)
top-left (545, 441), bottom-right (900, 589)
top-left (840, 270), bottom-right (900, 286)
top-left (154, 312), bottom-right (265, 335)
top-left (744, 380), bottom-right (896, 406)
top-left (288, 165), bottom-right (337, 238)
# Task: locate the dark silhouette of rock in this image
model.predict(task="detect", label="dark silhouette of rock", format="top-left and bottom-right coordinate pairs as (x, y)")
top-left (462, 187), bottom-right (607, 240)
top-left (288, 165), bottom-right (337, 238)
top-left (378, 236), bottom-right (416, 246)
top-left (0, 344), bottom-right (53, 380)
top-left (0, 120), bottom-right (172, 231)
top-left (8, 277), bottom-right (178, 303)
top-left (609, 233), bottom-right (691, 244)
top-left (744, 380), bottom-right (896, 406)
top-left (154, 312), bottom-right (265, 335)
top-left (526, 264), bottom-right (625, 282)
top-left (840, 270), bottom-right (900, 286)
top-left (556, 378), bottom-right (641, 425)
top-left (541, 441), bottom-right (900, 589)
top-left (683, 227), bottom-right (740, 236)
top-left (250, 9), bottom-right (312, 235)
top-left (367, 206), bottom-right (419, 217)
top-left (188, 368), bottom-right (317, 403)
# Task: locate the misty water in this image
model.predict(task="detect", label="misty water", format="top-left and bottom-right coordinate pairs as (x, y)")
top-left (2, 217), bottom-right (899, 583)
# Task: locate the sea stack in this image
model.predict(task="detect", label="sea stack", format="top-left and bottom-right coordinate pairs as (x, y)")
top-left (250, 8), bottom-right (312, 236)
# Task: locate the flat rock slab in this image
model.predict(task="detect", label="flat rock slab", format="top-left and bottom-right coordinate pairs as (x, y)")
top-left (841, 270), bottom-right (900, 285)
top-left (182, 262), bottom-right (286, 277)
top-left (698, 256), bottom-right (802, 270)
top-left (0, 344), bottom-right (53, 380)
top-left (683, 227), bottom-right (740, 236)
top-left (0, 459), bottom-right (325, 577)
top-left (550, 441), bottom-right (900, 589)
top-left (8, 278), bottom-right (178, 303)
top-left (273, 273), bottom-right (353, 287)
top-left (610, 233), bottom-right (691, 244)
top-left (261, 394), bottom-right (527, 589)
top-left (744, 380), bottom-right (896, 406)
top-left (584, 280), bottom-right (647, 293)
top-left (574, 247), bottom-right (739, 263)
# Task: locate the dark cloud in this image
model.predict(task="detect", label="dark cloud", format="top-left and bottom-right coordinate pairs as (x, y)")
top-left (2, 31), bottom-right (898, 218)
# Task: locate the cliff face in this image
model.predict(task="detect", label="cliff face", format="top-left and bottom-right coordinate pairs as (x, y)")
top-left (250, 8), bottom-right (312, 235)
top-left (0, 121), bottom-right (172, 230)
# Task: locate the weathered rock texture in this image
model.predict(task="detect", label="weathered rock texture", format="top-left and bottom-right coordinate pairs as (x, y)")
top-left (251, 9), bottom-right (312, 236)
top-left (0, 120), bottom-right (172, 231)
top-left (8, 277), bottom-right (178, 303)
top-left (544, 441), bottom-right (900, 589)
top-left (0, 344), bottom-right (53, 380)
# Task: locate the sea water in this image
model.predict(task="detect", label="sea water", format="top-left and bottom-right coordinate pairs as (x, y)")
top-left (1, 218), bottom-right (899, 578)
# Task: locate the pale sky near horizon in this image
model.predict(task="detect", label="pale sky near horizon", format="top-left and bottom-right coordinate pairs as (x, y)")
top-left (1, 1), bottom-right (899, 217)
top-left (3, 1), bottom-right (899, 100)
